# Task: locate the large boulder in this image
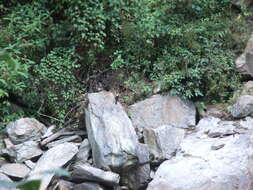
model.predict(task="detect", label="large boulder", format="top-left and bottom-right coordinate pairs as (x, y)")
top-left (231, 95), bottom-right (253, 118)
top-left (236, 34), bottom-right (253, 76)
top-left (6, 118), bottom-right (47, 144)
top-left (85, 91), bottom-right (139, 172)
top-left (128, 94), bottom-right (196, 135)
top-left (29, 143), bottom-right (78, 190)
top-left (147, 117), bottom-right (253, 190)
top-left (143, 125), bottom-right (185, 161)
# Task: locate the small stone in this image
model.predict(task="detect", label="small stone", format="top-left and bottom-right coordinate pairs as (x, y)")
top-left (11, 141), bottom-right (43, 162)
top-left (211, 142), bottom-right (225, 150)
top-left (24, 160), bottom-right (36, 169)
top-left (54, 180), bottom-right (74, 190)
top-left (3, 139), bottom-right (14, 149)
top-left (71, 164), bottom-right (120, 186)
top-left (41, 125), bottom-right (56, 139)
top-left (73, 182), bottom-right (105, 190)
top-left (74, 139), bottom-right (90, 164)
top-left (0, 163), bottom-right (30, 179)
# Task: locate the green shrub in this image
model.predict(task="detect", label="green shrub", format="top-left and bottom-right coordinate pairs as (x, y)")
top-left (111, 0), bottom-right (246, 101)
top-left (0, 51), bottom-right (28, 122)
top-left (0, 0), bottom-right (249, 123)
top-left (33, 47), bottom-right (82, 122)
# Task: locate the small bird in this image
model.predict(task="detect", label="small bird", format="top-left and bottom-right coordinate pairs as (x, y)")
top-left (115, 93), bottom-right (119, 104)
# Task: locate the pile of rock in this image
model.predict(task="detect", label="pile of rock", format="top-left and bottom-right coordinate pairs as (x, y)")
top-left (2, 89), bottom-right (253, 190)
top-left (0, 91), bottom-right (196, 190)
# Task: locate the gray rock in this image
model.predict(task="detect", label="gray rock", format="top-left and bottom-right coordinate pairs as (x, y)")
top-left (241, 81), bottom-right (253, 96)
top-left (24, 160), bottom-right (36, 169)
top-left (0, 159), bottom-right (8, 168)
top-left (236, 34), bottom-right (253, 76)
top-left (6, 118), bottom-right (47, 144)
top-left (75, 139), bottom-right (90, 164)
top-left (0, 163), bottom-right (30, 179)
top-left (231, 95), bottom-right (253, 118)
top-left (205, 106), bottom-right (228, 119)
top-left (29, 143), bottom-right (78, 190)
top-left (71, 164), bottom-right (120, 186)
top-left (121, 144), bottom-right (151, 190)
top-left (147, 117), bottom-right (253, 190)
top-left (85, 91), bottom-right (139, 172)
top-left (73, 182), bottom-right (105, 190)
top-left (41, 125), bottom-right (56, 139)
top-left (11, 141), bottom-right (43, 162)
top-left (128, 94), bottom-right (196, 137)
top-left (3, 139), bottom-right (14, 149)
top-left (144, 125), bottom-right (185, 160)
top-left (46, 135), bottom-right (82, 149)
top-left (0, 173), bottom-right (17, 190)
top-left (53, 180), bottom-right (74, 190)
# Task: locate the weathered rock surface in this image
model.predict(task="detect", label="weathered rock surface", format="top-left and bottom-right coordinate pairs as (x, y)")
top-left (6, 118), bottom-right (47, 144)
top-left (0, 173), bottom-right (17, 190)
top-left (144, 125), bottom-right (185, 161)
top-left (71, 164), bottom-right (120, 186)
top-left (46, 135), bottom-right (82, 149)
top-left (204, 105), bottom-right (228, 119)
top-left (24, 160), bottom-right (36, 169)
top-left (29, 143), bottom-right (78, 190)
top-left (0, 163), bottom-right (30, 179)
top-left (73, 182), bottom-right (105, 190)
top-left (52, 180), bottom-right (74, 190)
top-left (10, 141), bottom-right (43, 162)
top-left (236, 34), bottom-right (253, 76)
top-left (74, 139), bottom-right (90, 165)
top-left (85, 91), bottom-right (139, 172)
top-left (121, 143), bottom-right (150, 190)
top-left (147, 117), bottom-right (253, 190)
top-left (129, 94), bottom-right (196, 136)
top-left (241, 81), bottom-right (253, 96)
top-left (231, 95), bottom-right (253, 118)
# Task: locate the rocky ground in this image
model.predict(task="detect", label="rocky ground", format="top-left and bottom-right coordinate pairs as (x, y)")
top-left (1, 15), bottom-right (253, 190)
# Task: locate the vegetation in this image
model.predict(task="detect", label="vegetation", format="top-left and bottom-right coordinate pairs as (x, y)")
top-left (0, 0), bottom-right (250, 124)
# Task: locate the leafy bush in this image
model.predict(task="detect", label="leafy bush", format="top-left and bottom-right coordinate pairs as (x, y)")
top-left (111, 0), bottom-right (246, 101)
top-left (0, 0), bottom-right (250, 123)
top-left (0, 51), bottom-right (28, 122)
top-left (33, 47), bottom-right (82, 122)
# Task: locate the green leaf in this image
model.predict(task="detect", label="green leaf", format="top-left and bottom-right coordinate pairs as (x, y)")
top-left (18, 180), bottom-right (41, 190)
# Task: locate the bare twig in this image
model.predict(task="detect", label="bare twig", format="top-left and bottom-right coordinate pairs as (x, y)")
top-left (37, 112), bottom-right (64, 123)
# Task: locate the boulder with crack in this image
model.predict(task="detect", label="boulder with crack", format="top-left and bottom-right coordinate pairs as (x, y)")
top-left (85, 91), bottom-right (139, 172)
top-left (128, 94), bottom-right (195, 139)
top-left (143, 125), bottom-right (185, 161)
